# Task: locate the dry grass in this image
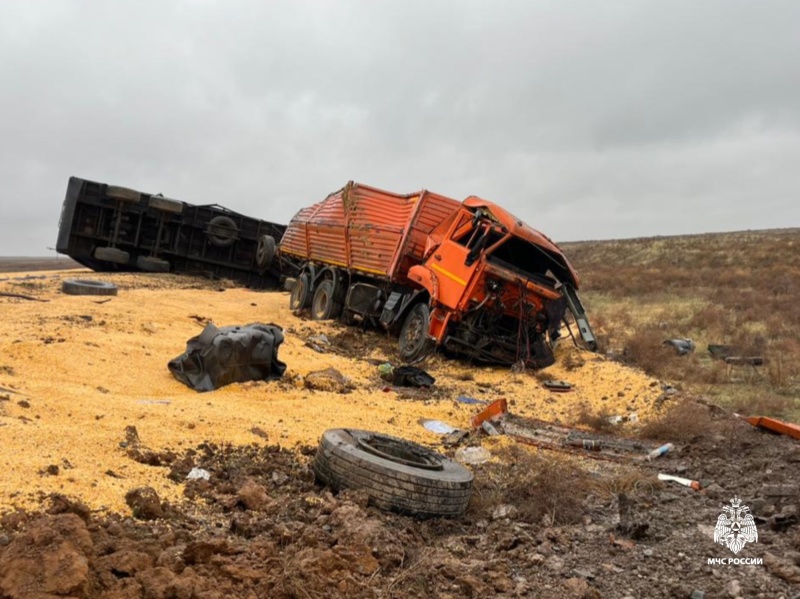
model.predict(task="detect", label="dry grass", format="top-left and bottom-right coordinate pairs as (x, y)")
top-left (562, 228), bottom-right (800, 419)
top-left (637, 399), bottom-right (716, 442)
top-left (468, 445), bottom-right (591, 526)
top-left (575, 402), bottom-right (616, 432)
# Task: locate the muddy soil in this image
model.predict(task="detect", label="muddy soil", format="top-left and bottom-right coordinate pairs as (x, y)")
top-left (1, 269), bottom-right (799, 597)
top-left (1, 417), bottom-right (799, 599)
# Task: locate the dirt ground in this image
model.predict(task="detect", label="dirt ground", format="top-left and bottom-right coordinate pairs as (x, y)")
top-left (1, 266), bottom-right (798, 598)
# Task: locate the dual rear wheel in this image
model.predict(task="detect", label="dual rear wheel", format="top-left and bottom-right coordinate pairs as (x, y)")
top-left (288, 270), bottom-right (433, 361)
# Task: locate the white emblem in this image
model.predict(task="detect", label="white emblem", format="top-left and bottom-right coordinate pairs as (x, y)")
top-left (714, 496), bottom-right (758, 554)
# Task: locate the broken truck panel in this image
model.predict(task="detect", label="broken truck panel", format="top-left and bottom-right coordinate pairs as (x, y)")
top-left (56, 176), bottom-right (286, 289)
top-left (279, 181), bottom-right (597, 366)
top-left (739, 415), bottom-right (800, 440)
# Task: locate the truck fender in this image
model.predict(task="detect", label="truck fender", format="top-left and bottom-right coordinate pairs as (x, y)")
top-left (407, 265), bottom-right (438, 301)
top-left (386, 288), bottom-right (431, 331)
top-left (313, 266), bottom-right (339, 288)
top-left (300, 264), bottom-right (318, 292)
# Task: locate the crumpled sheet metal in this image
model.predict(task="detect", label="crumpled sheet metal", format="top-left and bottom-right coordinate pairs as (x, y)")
top-left (168, 322), bottom-right (287, 392)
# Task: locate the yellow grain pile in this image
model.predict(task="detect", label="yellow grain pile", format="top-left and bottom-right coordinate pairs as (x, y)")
top-left (0, 270), bottom-right (661, 513)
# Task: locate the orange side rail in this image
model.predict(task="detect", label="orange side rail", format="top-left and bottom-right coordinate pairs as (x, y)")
top-left (739, 415), bottom-right (800, 440)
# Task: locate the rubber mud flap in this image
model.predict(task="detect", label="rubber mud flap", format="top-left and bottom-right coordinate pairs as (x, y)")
top-left (61, 279), bottom-right (118, 296)
top-left (106, 185), bottom-right (141, 203)
top-left (313, 428), bottom-right (473, 518)
top-left (136, 256), bottom-right (170, 272)
top-left (94, 247), bottom-right (130, 264)
top-left (168, 322), bottom-right (287, 392)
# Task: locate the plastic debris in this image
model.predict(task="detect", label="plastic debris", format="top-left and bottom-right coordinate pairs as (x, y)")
top-left (658, 473), bottom-right (701, 490)
top-left (186, 467), bottom-right (211, 481)
top-left (456, 395), bottom-right (486, 405)
top-left (607, 412), bottom-right (638, 425)
top-left (454, 446), bottom-right (491, 465)
top-left (542, 380), bottom-right (572, 392)
top-left (663, 338), bottom-right (695, 355)
top-left (647, 443), bottom-right (674, 460)
top-left (379, 363), bottom-right (435, 388)
top-left (481, 420), bottom-right (500, 436)
top-left (419, 418), bottom-right (457, 435)
top-left (305, 334), bottom-right (330, 353)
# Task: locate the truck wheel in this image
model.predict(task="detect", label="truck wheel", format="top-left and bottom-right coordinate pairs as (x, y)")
top-left (313, 429), bottom-right (473, 518)
top-left (106, 185), bottom-right (141, 203)
top-left (62, 279), bottom-right (118, 296)
top-left (207, 215), bottom-right (238, 247)
top-left (94, 247), bottom-right (130, 264)
top-left (311, 280), bottom-right (343, 320)
top-left (255, 235), bottom-right (276, 269)
top-left (149, 196), bottom-right (183, 214)
top-left (136, 256), bottom-right (170, 272)
top-left (398, 303), bottom-right (434, 362)
top-left (289, 273), bottom-right (312, 311)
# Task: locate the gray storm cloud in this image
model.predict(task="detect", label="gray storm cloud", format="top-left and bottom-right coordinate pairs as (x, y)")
top-left (1, 0), bottom-right (798, 255)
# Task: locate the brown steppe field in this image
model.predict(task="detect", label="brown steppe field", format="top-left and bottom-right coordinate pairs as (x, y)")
top-left (0, 229), bottom-right (798, 598)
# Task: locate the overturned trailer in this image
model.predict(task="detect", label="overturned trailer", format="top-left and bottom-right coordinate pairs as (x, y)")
top-left (56, 177), bottom-right (285, 288)
top-left (280, 181), bottom-right (596, 366)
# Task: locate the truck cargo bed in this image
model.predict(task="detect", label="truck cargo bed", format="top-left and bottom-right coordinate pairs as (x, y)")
top-left (279, 182), bottom-right (459, 283)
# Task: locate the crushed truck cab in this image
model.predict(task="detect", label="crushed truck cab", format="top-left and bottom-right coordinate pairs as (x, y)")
top-left (279, 181), bottom-right (596, 367)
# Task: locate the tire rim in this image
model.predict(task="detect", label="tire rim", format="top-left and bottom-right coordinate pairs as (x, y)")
top-left (291, 279), bottom-right (305, 308)
top-left (315, 288), bottom-right (329, 317)
top-left (403, 311), bottom-right (425, 352)
top-left (356, 434), bottom-right (443, 471)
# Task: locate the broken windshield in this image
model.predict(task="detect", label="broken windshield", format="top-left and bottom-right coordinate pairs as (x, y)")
top-left (486, 233), bottom-right (572, 286)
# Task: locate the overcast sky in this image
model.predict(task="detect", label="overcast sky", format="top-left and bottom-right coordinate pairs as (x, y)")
top-left (1, 0), bottom-right (798, 255)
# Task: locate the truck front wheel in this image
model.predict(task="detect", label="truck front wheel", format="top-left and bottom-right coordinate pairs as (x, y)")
top-left (398, 303), bottom-right (434, 362)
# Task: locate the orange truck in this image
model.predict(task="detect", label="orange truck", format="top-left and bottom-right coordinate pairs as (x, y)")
top-left (278, 181), bottom-right (596, 366)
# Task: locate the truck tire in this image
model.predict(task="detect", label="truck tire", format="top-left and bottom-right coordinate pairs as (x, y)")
top-left (106, 185), bottom-right (141, 203)
top-left (62, 279), bottom-right (118, 296)
top-left (94, 247), bottom-right (130, 264)
top-left (149, 196), bottom-right (183, 214)
top-left (311, 280), bottom-right (343, 320)
top-left (398, 303), bottom-right (434, 362)
top-left (313, 429), bottom-right (473, 518)
top-left (255, 235), bottom-right (276, 269)
top-left (207, 215), bottom-right (238, 247)
top-left (136, 256), bottom-right (170, 272)
top-left (289, 273), bottom-right (312, 311)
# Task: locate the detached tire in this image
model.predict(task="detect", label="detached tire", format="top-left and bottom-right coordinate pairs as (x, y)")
top-left (311, 280), bottom-right (343, 320)
top-left (398, 303), bottom-right (434, 362)
top-left (62, 279), bottom-right (118, 296)
top-left (106, 185), bottom-right (141, 203)
top-left (314, 429), bottom-right (473, 518)
top-left (289, 273), bottom-right (312, 311)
